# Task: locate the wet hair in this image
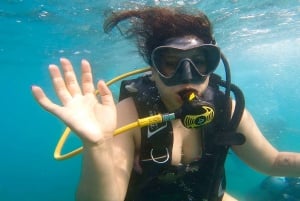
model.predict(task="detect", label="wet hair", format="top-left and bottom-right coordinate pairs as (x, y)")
top-left (103, 7), bottom-right (214, 65)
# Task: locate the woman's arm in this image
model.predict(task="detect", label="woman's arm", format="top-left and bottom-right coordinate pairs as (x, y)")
top-left (77, 97), bottom-right (138, 201)
top-left (32, 58), bottom-right (136, 201)
top-left (232, 108), bottom-right (300, 176)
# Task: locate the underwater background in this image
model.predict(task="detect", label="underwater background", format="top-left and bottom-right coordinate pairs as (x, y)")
top-left (0, 0), bottom-right (299, 200)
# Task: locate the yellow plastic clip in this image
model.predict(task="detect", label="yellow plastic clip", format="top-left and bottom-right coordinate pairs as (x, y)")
top-left (188, 92), bottom-right (196, 101)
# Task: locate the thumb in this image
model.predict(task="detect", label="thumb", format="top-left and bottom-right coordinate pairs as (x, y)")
top-left (31, 85), bottom-right (60, 114)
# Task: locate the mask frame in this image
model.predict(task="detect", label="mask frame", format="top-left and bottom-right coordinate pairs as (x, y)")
top-left (151, 44), bottom-right (221, 86)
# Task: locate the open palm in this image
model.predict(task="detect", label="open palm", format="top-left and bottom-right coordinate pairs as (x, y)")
top-left (32, 58), bottom-right (117, 145)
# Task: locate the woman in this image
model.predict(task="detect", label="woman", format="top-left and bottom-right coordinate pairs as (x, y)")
top-left (32, 7), bottom-right (300, 201)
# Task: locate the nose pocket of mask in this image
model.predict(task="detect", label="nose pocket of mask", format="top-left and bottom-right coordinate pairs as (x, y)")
top-left (180, 60), bottom-right (193, 81)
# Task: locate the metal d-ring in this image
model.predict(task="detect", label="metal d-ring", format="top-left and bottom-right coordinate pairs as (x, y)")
top-left (150, 148), bottom-right (170, 164)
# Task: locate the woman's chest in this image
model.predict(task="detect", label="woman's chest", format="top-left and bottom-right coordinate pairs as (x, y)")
top-left (134, 120), bottom-right (203, 166)
top-left (171, 121), bottom-right (203, 165)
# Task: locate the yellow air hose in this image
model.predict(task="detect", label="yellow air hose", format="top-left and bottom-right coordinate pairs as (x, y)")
top-left (54, 67), bottom-right (153, 160)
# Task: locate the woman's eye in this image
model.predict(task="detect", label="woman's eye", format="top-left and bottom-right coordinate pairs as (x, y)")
top-left (193, 57), bottom-right (206, 66)
top-left (164, 60), bottom-right (176, 66)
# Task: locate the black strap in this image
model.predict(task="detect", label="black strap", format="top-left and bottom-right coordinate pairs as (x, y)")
top-left (206, 74), bottom-right (246, 201)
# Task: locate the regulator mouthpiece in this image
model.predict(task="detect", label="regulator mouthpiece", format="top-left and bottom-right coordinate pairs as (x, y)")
top-left (177, 91), bottom-right (215, 128)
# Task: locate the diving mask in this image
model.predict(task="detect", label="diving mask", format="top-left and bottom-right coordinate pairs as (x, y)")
top-left (151, 37), bottom-right (221, 86)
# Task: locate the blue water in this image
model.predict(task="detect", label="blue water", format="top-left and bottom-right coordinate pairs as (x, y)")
top-left (0, 0), bottom-right (299, 200)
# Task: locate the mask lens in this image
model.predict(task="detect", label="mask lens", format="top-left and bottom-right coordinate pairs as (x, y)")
top-left (151, 48), bottom-right (179, 78)
top-left (151, 45), bottom-right (220, 78)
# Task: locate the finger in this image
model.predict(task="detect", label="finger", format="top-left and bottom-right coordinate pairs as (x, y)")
top-left (31, 85), bottom-right (61, 114)
top-left (81, 59), bottom-right (95, 94)
top-left (60, 58), bottom-right (82, 97)
top-left (97, 80), bottom-right (114, 106)
top-left (49, 64), bottom-right (72, 105)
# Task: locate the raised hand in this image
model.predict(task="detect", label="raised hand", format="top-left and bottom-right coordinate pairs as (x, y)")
top-left (32, 58), bottom-right (117, 146)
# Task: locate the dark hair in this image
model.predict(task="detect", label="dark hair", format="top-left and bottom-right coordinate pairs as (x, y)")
top-left (103, 7), bottom-right (214, 65)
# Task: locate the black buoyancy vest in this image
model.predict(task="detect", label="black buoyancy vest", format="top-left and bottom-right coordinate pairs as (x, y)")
top-left (119, 74), bottom-right (245, 201)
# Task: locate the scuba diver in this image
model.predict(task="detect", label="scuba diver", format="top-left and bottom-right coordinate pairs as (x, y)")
top-left (260, 176), bottom-right (300, 201)
top-left (31, 6), bottom-right (300, 201)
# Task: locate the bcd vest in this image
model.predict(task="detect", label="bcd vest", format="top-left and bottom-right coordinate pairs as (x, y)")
top-left (119, 74), bottom-right (245, 201)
